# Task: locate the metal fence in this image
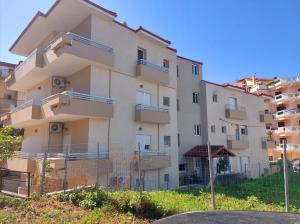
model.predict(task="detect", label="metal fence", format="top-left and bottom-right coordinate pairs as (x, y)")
top-left (0, 141), bottom-right (299, 213)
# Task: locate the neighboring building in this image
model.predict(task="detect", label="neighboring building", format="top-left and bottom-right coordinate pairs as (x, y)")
top-left (177, 60), bottom-right (272, 186)
top-left (2, 0), bottom-right (179, 193)
top-left (235, 75), bottom-right (300, 161)
top-left (267, 75), bottom-right (300, 161)
top-left (0, 61), bottom-right (21, 117)
top-left (234, 76), bottom-right (274, 94)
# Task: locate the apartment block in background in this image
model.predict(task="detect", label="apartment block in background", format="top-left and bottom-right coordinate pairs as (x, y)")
top-left (2, 0), bottom-right (179, 195)
top-left (267, 75), bottom-right (300, 161)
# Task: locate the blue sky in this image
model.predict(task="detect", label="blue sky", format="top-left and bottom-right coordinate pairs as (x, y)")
top-left (0, 0), bottom-right (299, 83)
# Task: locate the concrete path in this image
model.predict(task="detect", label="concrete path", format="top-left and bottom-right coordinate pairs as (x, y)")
top-left (153, 211), bottom-right (300, 224)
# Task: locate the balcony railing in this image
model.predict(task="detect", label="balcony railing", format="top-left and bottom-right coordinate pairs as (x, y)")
top-left (14, 48), bottom-right (45, 74)
top-left (41, 91), bottom-right (113, 105)
top-left (227, 135), bottom-right (248, 141)
top-left (134, 150), bottom-right (167, 156)
top-left (272, 92), bottom-right (300, 103)
top-left (14, 151), bottom-right (110, 160)
top-left (45, 32), bottom-right (113, 53)
top-left (137, 59), bottom-right (169, 73)
top-left (135, 104), bottom-right (169, 112)
top-left (278, 144), bottom-right (300, 151)
top-left (225, 104), bottom-right (246, 111)
top-left (0, 68), bottom-right (13, 79)
top-left (10, 99), bottom-right (41, 113)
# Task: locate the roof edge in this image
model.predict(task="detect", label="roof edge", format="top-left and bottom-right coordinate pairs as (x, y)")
top-left (177, 55), bottom-right (203, 65)
top-left (0, 61), bottom-right (16, 68)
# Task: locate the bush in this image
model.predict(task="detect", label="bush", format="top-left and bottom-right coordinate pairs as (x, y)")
top-left (276, 159), bottom-right (293, 172)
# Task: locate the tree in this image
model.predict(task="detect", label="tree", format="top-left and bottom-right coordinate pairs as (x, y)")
top-left (217, 156), bottom-right (230, 174)
top-left (0, 126), bottom-right (22, 161)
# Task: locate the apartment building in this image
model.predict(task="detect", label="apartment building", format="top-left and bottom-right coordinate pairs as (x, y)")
top-left (177, 69), bottom-right (272, 185)
top-left (234, 75), bottom-right (300, 161)
top-left (0, 61), bottom-right (21, 118)
top-left (267, 75), bottom-right (300, 161)
top-left (2, 0), bottom-right (179, 193)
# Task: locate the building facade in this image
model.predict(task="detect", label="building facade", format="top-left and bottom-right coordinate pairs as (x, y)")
top-left (2, 0), bottom-right (179, 193)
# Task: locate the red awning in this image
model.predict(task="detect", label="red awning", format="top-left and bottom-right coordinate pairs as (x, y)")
top-left (184, 145), bottom-right (235, 158)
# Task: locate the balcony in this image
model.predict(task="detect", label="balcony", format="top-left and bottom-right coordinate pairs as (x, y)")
top-left (227, 135), bottom-right (249, 150)
top-left (135, 104), bottom-right (170, 124)
top-left (42, 91), bottom-right (113, 120)
top-left (133, 150), bottom-right (171, 170)
top-left (272, 93), bottom-right (300, 104)
top-left (259, 111), bottom-right (274, 123)
top-left (278, 144), bottom-right (300, 151)
top-left (275, 126), bottom-right (300, 136)
top-left (136, 59), bottom-right (170, 85)
top-left (10, 99), bottom-right (41, 128)
top-left (275, 109), bottom-right (300, 120)
top-left (6, 32), bottom-right (114, 91)
top-left (269, 75), bottom-right (300, 89)
top-left (225, 104), bottom-right (247, 120)
top-left (261, 137), bottom-right (276, 149)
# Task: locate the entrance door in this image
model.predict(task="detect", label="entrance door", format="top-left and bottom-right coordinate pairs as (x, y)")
top-left (63, 135), bottom-right (71, 153)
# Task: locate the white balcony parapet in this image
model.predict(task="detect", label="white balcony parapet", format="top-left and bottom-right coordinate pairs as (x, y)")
top-left (272, 92), bottom-right (300, 103)
top-left (278, 144), bottom-right (300, 151)
top-left (269, 75), bottom-right (300, 88)
top-left (14, 151), bottom-right (110, 160)
top-left (10, 99), bottom-right (41, 114)
top-left (284, 126), bottom-right (300, 133)
top-left (14, 48), bottom-right (45, 74)
top-left (137, 59), bottom-right (169, 73)
top-left (227, 135), bottom-right (247, 141)
top-left (41, 91), bottom-right (113, 105)
top-left (135, 104), bottom-right (169, 112)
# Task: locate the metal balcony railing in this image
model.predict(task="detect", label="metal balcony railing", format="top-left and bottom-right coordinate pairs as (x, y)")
top-left (134, 150), bottom-right (167, 156)
top-left (225, 104), bottom-right (246, 111)
top-left (269, 75), bottom-right (300, 88)
top-left (10, 99), bottom-right (41, 113)
top-left (14, 151), bottom-right (110, 160)
top-left (137, 59), bottom-right (169, 73)
top-left (135, 104), bottom-right (169, 112)
top-left (41, 91), bottom-right (113, 104)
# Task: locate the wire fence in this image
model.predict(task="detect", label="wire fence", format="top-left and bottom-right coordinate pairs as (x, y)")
top-left (0, 141), bottom-right (299, 213)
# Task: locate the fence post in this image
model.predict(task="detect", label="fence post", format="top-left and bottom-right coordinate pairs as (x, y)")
top-left (283, 140), bottom-right (289, 212)
top-left (27, 172), bottom-right (31, 198)
top-left (63, 146), bottom-right (69, 194)
top-left (138, 142), bottom-right (142, 197)
top-left (40, 152), bottom-right (47, 195)
top-left (96, 143), bottom-right (100, 189)
top-left (208, 141), bottom-right (216, 210)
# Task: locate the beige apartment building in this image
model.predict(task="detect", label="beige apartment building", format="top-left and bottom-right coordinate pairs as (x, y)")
top-left (177, 70), bottom-right (272, 185)
top-left (234, 76), bottom-right (300, 161)
top-left (2, 0), bottom-right (180, 193)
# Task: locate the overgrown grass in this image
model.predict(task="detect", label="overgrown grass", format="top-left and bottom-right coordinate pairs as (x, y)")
top-left (0, 172), bottom-right (299, 223)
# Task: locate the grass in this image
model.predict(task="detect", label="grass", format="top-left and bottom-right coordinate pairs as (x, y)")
top-left (0, 172), bottom-right (299, 223)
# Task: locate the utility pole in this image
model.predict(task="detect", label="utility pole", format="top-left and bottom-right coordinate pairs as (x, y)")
top-left (283, 140), bottom-right (289, 212)
top-left (208, 141), bottom-right (215, 210)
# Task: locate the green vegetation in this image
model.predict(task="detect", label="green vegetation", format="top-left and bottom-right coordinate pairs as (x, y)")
top-left (0, 173), bottom-right (299, 223)
top-left (0, 127), bottom-right (22, 161)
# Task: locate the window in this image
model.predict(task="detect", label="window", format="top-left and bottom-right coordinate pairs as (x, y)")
top-left (221, 126), bottom-right (227, 133)
top-left (266, 124), bottom-right (271, 130)
top-left (192, 64), bottom-right (199, 75)
top-left (6, 95), bottom-right (12, 100)
top-left (192, 92), bottom-right (200, 104)
top-left (137, 47), bottom-right (146, 61)
top-left (211, 125), bottom-right (216, 133)
top-left (136, 91), bottom-right (151, 106)
top-left (194, 124), bottom-right (201, 136)
top-left (177, 99), bottom-right (179, 112)
top-left (176, 65), bottom-right (179, 77)
top-left (213, 94), bottom-right (218, 102)
top-left (195, 159), bottom-right (201, 168)
top-left (177, 133), bottom-right (180, 147)
top-left (241, 125), bottom-right (248, 135)
top-left (163, 96), bottom-right (170, 107)
top-left (278, 122), bottom-right (285, 127)
top-left (163, 59), bottom-right (169, 68)
top-left (164, 136), bottom-right (171, 147)
top-left (179, 164), bottom-right (186, 171)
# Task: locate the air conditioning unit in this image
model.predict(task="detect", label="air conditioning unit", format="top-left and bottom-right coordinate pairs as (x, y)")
top-left (52, 77), bottom-right (66, 89)
top-left (49, 122), bottom-right (64, 133)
